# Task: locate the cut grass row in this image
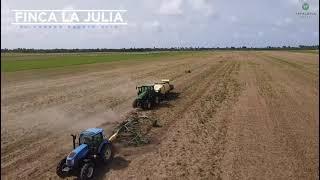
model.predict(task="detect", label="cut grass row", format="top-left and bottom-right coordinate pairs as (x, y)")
top-left (1, 51), bottom-right (204, 72)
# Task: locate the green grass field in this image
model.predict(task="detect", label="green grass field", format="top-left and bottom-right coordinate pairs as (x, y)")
top-left (1, 50), bottom-right (317, 72)
top-left (1, 52), bottom-right (199, 72)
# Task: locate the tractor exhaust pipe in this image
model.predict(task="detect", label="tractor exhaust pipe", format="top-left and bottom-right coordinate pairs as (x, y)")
top-left (71, 134), bottom-right (76, 149)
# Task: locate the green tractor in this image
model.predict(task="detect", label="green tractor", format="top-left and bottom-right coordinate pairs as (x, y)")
top-left (132, 85), bottom-right (161, 109)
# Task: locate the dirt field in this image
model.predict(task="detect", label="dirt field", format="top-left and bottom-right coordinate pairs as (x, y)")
top-left (1, 51), bottom-right (319, 179)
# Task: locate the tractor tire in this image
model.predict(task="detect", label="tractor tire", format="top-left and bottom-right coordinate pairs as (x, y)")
top-left (56, 157), bottom-right (69, 178)
top-left (79, 162), bottom-right (95, 180)
top-left (155, 96), bottom-right (160, 104)
top-left (146, 100), bottom-right (152, 109)
top-left (101, 143), bottom-right (114, 164)
top-left (132, 99), bottom-right (138, 108)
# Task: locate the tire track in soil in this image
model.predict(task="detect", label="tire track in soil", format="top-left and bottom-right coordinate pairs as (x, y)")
top-left (107, 60), bottom-right (243, 179)
top-left (253, 55), bottom-right (318, 179)
top-left (1, 57), bottom-right (205, 145)
top-left (3, 52), bottom-right (317, 180)
top-left (256, 53), bottom-right (318, 92)
top-left (1, 56), bottom-right (218, 179)
top-left (1, 57), bottom-right (211, 155)
top-left (32, 58), bottom-right (228, 180)
top-left (221, 53), bottom-right (318, 179)
top-left (2, 57), bottom-right (197, 115)
top-left (36, 59), bottom-right (222, 179)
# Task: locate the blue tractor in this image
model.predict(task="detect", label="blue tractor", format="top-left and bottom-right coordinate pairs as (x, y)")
top-left (56, 128), bottom-right (114, 179)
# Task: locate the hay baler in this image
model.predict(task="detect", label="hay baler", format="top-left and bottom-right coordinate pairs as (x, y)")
top-left (154, 79), bottom-right (174, 97)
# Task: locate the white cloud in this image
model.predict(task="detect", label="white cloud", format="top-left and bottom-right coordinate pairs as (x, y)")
top-left (1, 0), bottom-right (318, 48)
top-left (233, 32), bottom-right (239, 39)
top-left (258, 31), bottom-right (264, 37)
top-left (142, 20), bottom-right (162, 32)
top-left (299, 28), bottom-right (305, 32)
top-left (275, 20), bottom-right (283, 27)
top-left (310, 6), bottom-right (319, 12)
top-left (62, 5), bottom-right (75, 10)
top-left (188, 0), bottom-right (214, 16)
top-left (287, 0), bottom-right (300, 5)
top-left (284, 17), bottom-right (293, 24)
top-left (275, 17), bottom-right (293, 27)
top-left (151, 21), bottom-right (160, 27)
top-left (230, 16), bottom-right (238, 23)
top-left (158, 0), bottom-right (183, 15)
top-left (289, 33), bottom-right (297, 39)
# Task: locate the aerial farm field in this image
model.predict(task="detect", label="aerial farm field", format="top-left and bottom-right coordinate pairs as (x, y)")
top-left (1, 50), bottom-right (319, 179)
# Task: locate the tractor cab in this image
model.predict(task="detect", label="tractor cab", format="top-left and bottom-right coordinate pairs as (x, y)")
top-left (133, 85), bottom-right (160, 109)
top-left (79, 128), bottom-right (104, 153)
top-left (136, 85), bottom-right (154, 95)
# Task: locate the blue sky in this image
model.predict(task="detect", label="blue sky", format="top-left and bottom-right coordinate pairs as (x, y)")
top-left (1, 0), bottom-right (319, 49)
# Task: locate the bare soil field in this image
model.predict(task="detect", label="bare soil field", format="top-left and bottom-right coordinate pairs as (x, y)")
top-left (1, 51), bottom-right (319, 179)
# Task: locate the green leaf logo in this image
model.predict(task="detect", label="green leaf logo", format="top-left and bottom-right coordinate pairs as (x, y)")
top-left (302, 2), bottom-right (309, 11)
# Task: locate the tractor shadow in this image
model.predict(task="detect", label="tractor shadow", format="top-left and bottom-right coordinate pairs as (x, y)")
top-left (166, 92), bottom-right (181, 101)
top-left (156, 92), bottom-right (181, 109)
top-left (92, 156), bottom-right (130, 180)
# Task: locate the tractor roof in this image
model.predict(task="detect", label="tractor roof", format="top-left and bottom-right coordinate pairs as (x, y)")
top-left (161, 79), bottom-right (170, 82)
top-left (138, 84), bottom-right (154, 87)
top-left (81, 128), bottom-right (104, 136)
top-left (155, 79), bottom-right (170, 84)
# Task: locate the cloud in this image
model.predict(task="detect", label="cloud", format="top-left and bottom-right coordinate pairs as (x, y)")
top-left (258, 31), bottom-right (264, 37)
top-left (188, 0), bottom-right (214, 16)
top-left (299, 28), bottom-right (306, 32)
top-left (62, 5), bottom-right (75, 10)
top-left (142, 20), bottom-right (162, 32)
top-left (158, 0), bottom-right (183, 15)
top-left (232, 32), bottom-right (239, 39)
top-left (1, 0), bottom-right (318, 48)
top-left (287, 0), bottom-right (300, 5)
top-left (275, 17), bottom-right (293, 27)
top-left (284, 17), bottom-right (293, 24)
top-left (158, 0), bottom-right (216, 16)
top-left (229, 16), bottom-right (238, 23)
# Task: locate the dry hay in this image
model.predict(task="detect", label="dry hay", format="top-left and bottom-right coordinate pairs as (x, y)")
top-left (113, 112), bottom-right (160, 146)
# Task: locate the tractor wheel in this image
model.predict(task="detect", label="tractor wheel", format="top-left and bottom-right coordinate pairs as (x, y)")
top-left (56, 157), bottom-right (69, 178)
top-left (146, 100), bottom-right (152, 109)
top-left (155, 96), bottom-right (160, 104)
top-left (132, 99), bottom-right (138, 108)
top-left (101, 143), bottom-right (114, 164)
top-left (79, 162), bottom-right (95, 180)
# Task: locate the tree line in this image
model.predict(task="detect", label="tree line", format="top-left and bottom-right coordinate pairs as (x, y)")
top-left (1, 45), bottom-right (318, 53)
